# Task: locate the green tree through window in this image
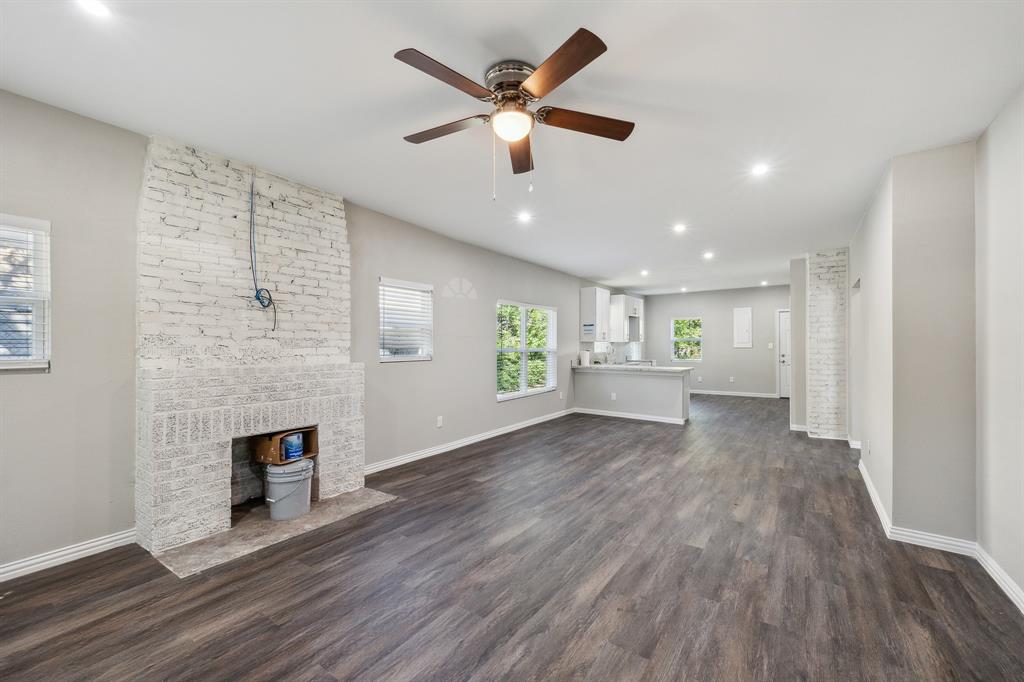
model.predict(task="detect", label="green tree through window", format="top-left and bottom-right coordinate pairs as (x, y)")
top-left (672, 318), bottom-right (702, 361)
top-left (497, 302), bottom-right (557, 398)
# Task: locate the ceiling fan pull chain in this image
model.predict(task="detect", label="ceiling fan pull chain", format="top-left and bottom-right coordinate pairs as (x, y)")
top-left (492, 127), bottom-right (497, 201)
top-left (529, 130), bottom-right (535, 192)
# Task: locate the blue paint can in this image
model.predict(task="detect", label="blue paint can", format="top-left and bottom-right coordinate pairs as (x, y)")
top-left (282, 433), bottom-right (304, 460)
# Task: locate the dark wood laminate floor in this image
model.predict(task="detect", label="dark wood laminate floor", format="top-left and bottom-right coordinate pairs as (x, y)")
top-left (3, 395), bottom-right (1023, 681)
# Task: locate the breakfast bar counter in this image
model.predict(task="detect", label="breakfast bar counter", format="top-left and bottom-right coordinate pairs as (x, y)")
top-left (572, 364), bottom-right (693, 424)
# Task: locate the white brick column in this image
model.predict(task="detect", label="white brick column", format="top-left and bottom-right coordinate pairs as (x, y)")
top-left (807, 247), bottom-right (848, 439)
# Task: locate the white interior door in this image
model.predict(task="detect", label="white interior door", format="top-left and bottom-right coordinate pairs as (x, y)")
top-left (778, 310), bottom-right (792, 398)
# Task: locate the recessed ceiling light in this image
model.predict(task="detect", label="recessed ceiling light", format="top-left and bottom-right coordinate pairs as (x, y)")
top-left (640, 270), bottom-right (649, 277)
top-left (680, 287), bottom-right (687, 292)
top-left (673, 223), bottom-right (687, 233)
top-left (751, 163), bottom-right (770, 177)
top-left (761, 280), bottom-right (768, 286)
top-left (517, 211), bottom-right (531, 223)
top-left (77, 0), bottom-right (111, 18)
top-left (703, 251), bottom-right (714, 260)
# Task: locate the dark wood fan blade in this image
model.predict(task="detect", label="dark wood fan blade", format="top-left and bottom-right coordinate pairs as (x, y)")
top-left (404, 115), bottom-right (489, 144)
top-left (537, 107), bottom-right (635, 141)
top-left (519, 28), bottom-right (607, 100)
top-left (509, 136), bottom-right (534, 174)
top-left (395, 49), bottom-right (494, 100)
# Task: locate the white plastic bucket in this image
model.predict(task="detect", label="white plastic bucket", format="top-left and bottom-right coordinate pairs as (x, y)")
top-left (264, 459), bottom-right (313, 521)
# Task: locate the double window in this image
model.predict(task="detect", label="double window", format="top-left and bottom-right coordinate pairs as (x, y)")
top-left (497, 301), bottom-right (557, 400)
top-left (672, 317), bottom-right (702, 361)
top-left (0, 214), bottom-right (51, 370)
top-left (378, 277), bottom-right (433, 362)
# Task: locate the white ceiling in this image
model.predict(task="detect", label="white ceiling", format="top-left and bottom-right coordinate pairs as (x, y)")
top-left (2, 1), bottom-right (1022, 293)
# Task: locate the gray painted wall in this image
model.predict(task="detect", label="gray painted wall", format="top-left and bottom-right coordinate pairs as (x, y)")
top-left (849, 167), bottom-right (895, 518)
top-left (976, 88), bottom-right (1024, 592)
top-left (644, 285), bottom-right (791, 396)
top-left (850, 142), bottom-right (977, 541)
top-left (0, 91), bottom-right (146, 564)
top-left (892, 141), bottom-right (976, 540)
top-left (347, 202), bottom-right (583, 468)
top-left (789, 258), bottom-right (807, 428)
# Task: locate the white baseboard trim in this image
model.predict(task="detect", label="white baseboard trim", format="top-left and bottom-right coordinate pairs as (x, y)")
top-left (365, 407), bottom-right (688, 475)
top-left (976, 546), bottom-right (1024, 615)
top-left (365, 409), bottom-right (575, 474)
top-left (858, 459), bottom-right (893, 534)
top-left (888, 526), bottom-right (977, 556)
top-left (0, 528), bottom-right (137, 583)
top-left (848, 439), bottom-right (862, 449)
top-left (790, 423), bottom-right (808, 432)
top-left (690, 389), bottom-right (778, 398)
top-left (858, 459), bottom-right (1023, 615)
top-left (572, 408), bottom-right (686, 425)
top-left (807, 432), bottom-right (849, 441)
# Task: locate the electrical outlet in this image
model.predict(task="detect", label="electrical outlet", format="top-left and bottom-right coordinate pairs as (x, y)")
top-left (436, 416), bottom-right (443, 428)
top-left (768, 342), bottom-right (774, 349)
top-left (697, 376), bottom-right (703, 383)
top-left (611, 392), bottom-right (617, 401)
top-left (559, 391), bottom-right (564, 400)
top-left (729, 376), bottom-right (735, 383)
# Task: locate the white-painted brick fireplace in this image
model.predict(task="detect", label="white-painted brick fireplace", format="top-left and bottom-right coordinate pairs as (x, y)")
top-left (134, 138), bottom-right (364, 553)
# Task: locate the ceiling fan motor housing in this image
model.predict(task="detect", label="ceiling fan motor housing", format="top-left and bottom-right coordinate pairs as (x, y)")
top-left (484, 61), bottom-right (536, 102)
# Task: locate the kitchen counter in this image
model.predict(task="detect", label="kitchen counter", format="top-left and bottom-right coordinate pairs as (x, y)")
top-left (572, 364), bottom-right (692, 424)
top-left (573, 364), bottom-right (692, 375)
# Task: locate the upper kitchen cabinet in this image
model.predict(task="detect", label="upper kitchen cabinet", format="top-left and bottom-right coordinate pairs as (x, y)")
top-left (580, 286), bottom-right (611, 341)
top-left (637, 298), bottom-right (645, 342)
top-left (609, 294), bottom-right (625, 342)
top-left (609, 294), bottom-right (646, 342)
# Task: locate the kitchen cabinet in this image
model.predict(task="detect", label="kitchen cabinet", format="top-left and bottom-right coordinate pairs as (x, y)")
top-left (580, 286), bottom-right (611, 342)
top-left (637, 298), bottom-right (645, 342)
top-left (609, 295), bottom-right (625, 342)
top-left (609, 294), bottom-right (646, 342)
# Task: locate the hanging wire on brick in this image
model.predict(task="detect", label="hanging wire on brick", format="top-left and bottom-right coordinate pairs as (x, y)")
top-left (249, 175), bottom-right (277, 331)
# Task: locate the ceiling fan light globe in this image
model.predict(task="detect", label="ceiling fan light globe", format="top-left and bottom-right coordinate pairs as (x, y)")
top-left (492, 110), bottom-right (533, 142)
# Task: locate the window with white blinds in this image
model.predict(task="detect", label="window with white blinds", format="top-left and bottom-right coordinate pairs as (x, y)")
top-left (496, 300), bottom-right (557, 400)
top-left (378, 277), bottom-right (433, 362)
top-left (0, 214), bottom-right (51, 370)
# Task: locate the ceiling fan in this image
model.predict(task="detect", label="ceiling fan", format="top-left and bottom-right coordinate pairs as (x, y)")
top-left (395, 28), bottom-right (635, 175)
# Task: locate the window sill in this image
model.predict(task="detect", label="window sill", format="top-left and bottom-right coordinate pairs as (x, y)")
top-left (0, 360), bottom-right (50, 372)
top-left (497, 386), bottom-right (557, 402)
top-left (671, 359), bottom-right (702, 363)
top-left (379, 355), bottom-right (432, 363)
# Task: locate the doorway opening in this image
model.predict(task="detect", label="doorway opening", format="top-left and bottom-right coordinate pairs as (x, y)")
top-left (776, 309), bottom-right (792, 399)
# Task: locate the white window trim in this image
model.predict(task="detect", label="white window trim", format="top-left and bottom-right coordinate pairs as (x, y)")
top-left (380, 276), bottom-right (433, 292)
top-left (670, 316), bottom-right (703, 363)
top-left (0, 214), bottom-right (50, 233)
top-left (497, 385), bottom-right (557, 402)
top-left (378, 276), bottom-right (434, 363)
top-left (0, 213), bottom-right (51, 371)
top-left (496, 299), bottom-right (558, 401)
top-left (0, 358), bottom-right (50, 370)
